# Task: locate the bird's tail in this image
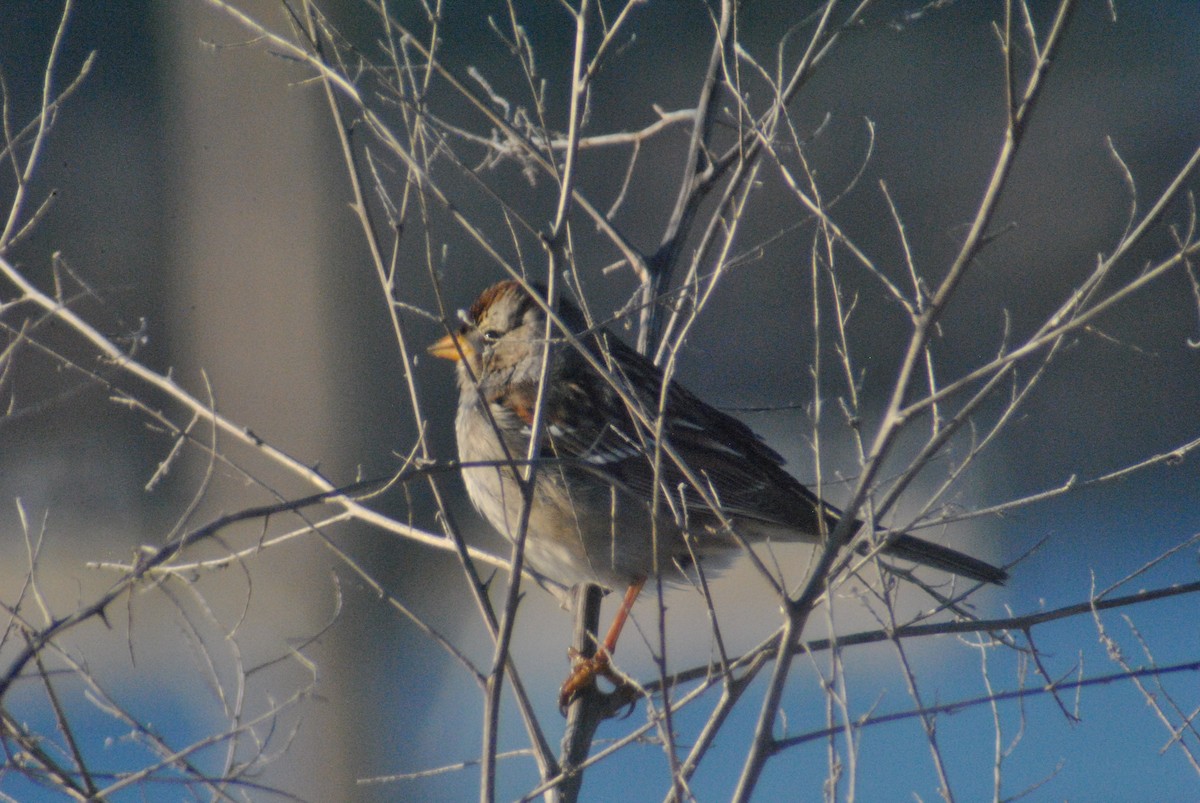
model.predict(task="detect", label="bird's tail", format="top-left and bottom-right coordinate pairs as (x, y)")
top-left (874, 532), bottom-right (1008, 585)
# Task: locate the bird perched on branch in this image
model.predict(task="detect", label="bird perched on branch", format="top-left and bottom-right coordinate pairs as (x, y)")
top-left (429, 279), bottom-right (1006, 709)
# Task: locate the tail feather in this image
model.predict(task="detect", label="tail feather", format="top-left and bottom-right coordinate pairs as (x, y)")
top-left (873, 533), bottom-right (1007, 585)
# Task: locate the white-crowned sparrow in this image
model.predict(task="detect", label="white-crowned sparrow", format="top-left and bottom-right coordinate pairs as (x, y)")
top-left (430, 279), bottom-right (1006, 706)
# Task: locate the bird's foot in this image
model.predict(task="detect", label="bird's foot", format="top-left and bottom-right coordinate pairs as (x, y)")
top-left (558, 647), bottom-right (635, 715)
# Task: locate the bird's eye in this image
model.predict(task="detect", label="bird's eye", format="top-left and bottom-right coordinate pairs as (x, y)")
top-left (480, 329), bottom-right (502, 342)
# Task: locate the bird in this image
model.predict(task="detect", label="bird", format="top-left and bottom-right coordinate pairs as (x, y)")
top-left (428, 279), bottom-right (1006, 709)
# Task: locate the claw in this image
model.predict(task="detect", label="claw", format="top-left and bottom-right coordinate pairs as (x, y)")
top-left (558, 647), bottom-right (611, 713)
top-left (558, 647), bottom-right (638, 714)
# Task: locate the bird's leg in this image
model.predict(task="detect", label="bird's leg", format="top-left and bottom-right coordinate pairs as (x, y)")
top-left (559, 577), bottom-right (645, 712)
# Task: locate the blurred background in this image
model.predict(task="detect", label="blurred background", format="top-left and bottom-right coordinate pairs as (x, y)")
top-left (1, 1), bottom-right (1198, 799)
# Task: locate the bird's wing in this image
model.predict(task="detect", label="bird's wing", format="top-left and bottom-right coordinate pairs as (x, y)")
top-left (487, 326), bottom-right (1006, 585)
top-left (488, 329), bottom-right (833, 536)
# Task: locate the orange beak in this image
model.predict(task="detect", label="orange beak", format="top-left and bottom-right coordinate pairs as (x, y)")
top-left (427, 332), bottom-right (473, 362)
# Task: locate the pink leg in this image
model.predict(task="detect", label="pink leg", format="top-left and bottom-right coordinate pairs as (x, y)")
top-left (559, 578), bottom-right (646, 712)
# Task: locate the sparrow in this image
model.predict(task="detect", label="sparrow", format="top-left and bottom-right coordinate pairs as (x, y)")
top-left (429, 279), bottom-right (1006, 708)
